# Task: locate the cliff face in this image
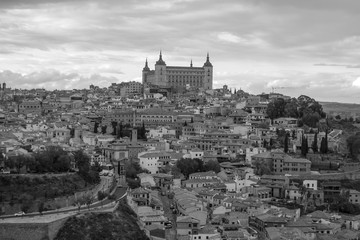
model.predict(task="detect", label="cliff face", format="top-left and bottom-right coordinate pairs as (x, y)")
top-left (55, 202), bottom-right (149, 240)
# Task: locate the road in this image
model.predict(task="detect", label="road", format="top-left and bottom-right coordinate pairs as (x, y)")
top-left (0, 187), bottom-right (127, 220)
top-left (159, 194), bottom-right (177, 240)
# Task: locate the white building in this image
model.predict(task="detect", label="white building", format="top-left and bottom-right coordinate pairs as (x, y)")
top-left (139, 151), bottom-right (171, 174)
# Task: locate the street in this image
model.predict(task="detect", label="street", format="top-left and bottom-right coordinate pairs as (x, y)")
top-left (159, 193), bottom-right (177, 240)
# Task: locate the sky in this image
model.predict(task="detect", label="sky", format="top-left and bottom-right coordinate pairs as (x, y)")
top-left (0, 0), bottom-right (360, 103)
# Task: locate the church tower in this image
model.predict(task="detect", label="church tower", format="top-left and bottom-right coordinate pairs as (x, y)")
top-left (203, 53), bottom-right (213, 90)
top-left (154, 51), bottom-right (167, 86)
top-left (142, 58), bottom-right (150, 85)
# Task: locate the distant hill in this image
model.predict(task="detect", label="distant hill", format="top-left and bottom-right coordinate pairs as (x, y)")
top-left (320, 102), bottom-right (360, 114)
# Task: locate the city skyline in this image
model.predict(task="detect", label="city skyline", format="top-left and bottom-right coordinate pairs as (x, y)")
top-left (1, 0), bottom-right (360, 103)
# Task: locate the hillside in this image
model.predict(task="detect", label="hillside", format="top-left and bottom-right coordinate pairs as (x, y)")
top-left (326, 119), bottom-right (360, 154)
top-left (321, 102), bottom-right (360, 115)
top-left (55, 201), bottom-right (149, 240)
top-left (0, 173), bottom-right (89, 203)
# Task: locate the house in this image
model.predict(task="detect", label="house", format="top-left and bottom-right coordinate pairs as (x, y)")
top-left (189, 225), bottom-right (221, 240)
top-left (266, 227), bottom-right (307, 240)
top-left (177, 216), bottom-right (200, 236)
top-left (340, 214), bottom-right (360, 230)
top-left (249, 214), bottom-right (287, 233)
top-left (139, 151), bottom-right (171, 174)
top-left (189, 171), bottom-right (218, 180)
top-left (138, 173), bottom-right (156, 188)
top-left (285, 185), bottom-right (302, 201)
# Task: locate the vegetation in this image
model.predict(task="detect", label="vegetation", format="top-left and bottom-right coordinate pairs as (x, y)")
top-left (0, 174), bottom-right (89, 204)
top-left (267, 95), bottom-right (326, 128)
top-left (74, 150), bottom-right (100, 184)
top-left (125, 161), bottom-right (149, 189)
top-left (175, 158), bottom-right (221, 179)
top-left (55, 201), bottom-right (149, 240)
top-left (346, 132), bottom-right (360, 160)
top-left (329, 190), bottom-right (360, 215)
top-left (5, 146), bottom-right (71, 173)
top-left (253, 159), bottom-right (272, 176)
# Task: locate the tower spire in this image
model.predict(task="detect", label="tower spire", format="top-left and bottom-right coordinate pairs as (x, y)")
top-left (156, 50), bottom-right (166, 65)
top-left (203, 52), bottom-right (212, 67)
top-left (190, 59), bottom-right (193, 67)
top-left (143, 58), bottom-right (150, 71)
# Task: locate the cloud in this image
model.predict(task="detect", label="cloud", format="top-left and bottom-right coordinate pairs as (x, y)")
top-left (217, 32), bottom-right (241, 43)
top-left (353, 77), bottom-right (360, 88)
top-left (0, 0), bottom-right (359, 102)
top-left (314, 63), bottom-right (360, 68)
top-left (0, 70), bottom-right (121, 90)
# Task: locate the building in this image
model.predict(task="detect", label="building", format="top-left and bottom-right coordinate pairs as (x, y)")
top-left (116, 81), bottom-right (143, 97)
top-left (142, 52), bottom-right (213, 90)
top-left (18, 100), bottom-right (42, 114)
top-left (252, 152), bottom-right (311, 175)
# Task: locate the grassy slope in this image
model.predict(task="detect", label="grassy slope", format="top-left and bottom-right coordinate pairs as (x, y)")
top-left (55, 201), bottom-right (149, 240)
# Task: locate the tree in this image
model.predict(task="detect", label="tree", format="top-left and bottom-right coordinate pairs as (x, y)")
top-left (312, 133), bottom-right (318, 153)
top-left (325, 131), bottom-right (328, 153)
top-left (284, 98), bottom-right (299, 118)
top-left (111, 121), bottom-right (117, 135)
top-left (176, 158), bottom-right (204, 178)
top-left (301, 135), bottom-right (308, 157)
top-left (74, 150), bottom-right (90, 175)
top-left (266, 98), bottom-right (286, 120)
top-left (284, 134), bottom-right (289, 153)
top-left (117, 122), bottom-right (124, 139)
top-left (83, 194), bottom-right (94, 210)
top-left (203, 160), bottom-right (221, 173)
top-left (38, 201), bottom-right (45, 215)
top-left (101, 125), bottom-right (107, 134)
top-left (253, 159), bottom-right (272, 176)
top-left (346, 132), bottom-right (360, 160)
top-left (74, 196), bottom-right (85, 212)
top-left (94, 122), bottom-right (99, 133)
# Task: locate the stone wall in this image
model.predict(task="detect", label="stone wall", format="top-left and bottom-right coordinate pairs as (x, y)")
top-left (0, 215), bottom-right (71, 240)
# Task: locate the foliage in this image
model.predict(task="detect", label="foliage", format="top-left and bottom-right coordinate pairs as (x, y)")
top-left (0, 174), bottom-right (90, 204)
top-left (320, 132), bottom-right (328, 154)
top-left (125, 161), bottom-right (149, 179)
top-left (83, 194), bottom-right (94, 210)
top-left (55, 203), bottom-right (149, 240)
top-left (267, 98), bottom-right (286, 120)
top-left (253, 159), bottom-right (272, 176)
top-left (94, 122), bottom-right (99, 134)
top-left (97, 191), bottom-right (108, 201)
top-left (284, 134), bottom-right (289, 153)
top-left (266, 95), bottom-right (326, 128)
top-left (203, 160), bottom-right (221, 173)
top-left (101, 125), bottom-right (107, 134)
top-left (175, 158), bottom-right (219, 179)
top-left (346, 132), bottom-right (360, 160)
top-left (301, 135), bottom-right (308, 157)
top-left (111, 121), bottom-right (117, 135)
top-left (10, 146), bottom-right (73, 173)
top-left (329, 191), bottom-right (360, 214)
top-left (312, 133), bottom-right (318, 153)
top-left (38, 201), bottom-right (46, 214)
top-left (74, 150), bottom-right (100, 184)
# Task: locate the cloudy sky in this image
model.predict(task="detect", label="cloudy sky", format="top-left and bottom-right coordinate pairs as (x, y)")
top-left (1, 0), bottom-right (360, 103)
